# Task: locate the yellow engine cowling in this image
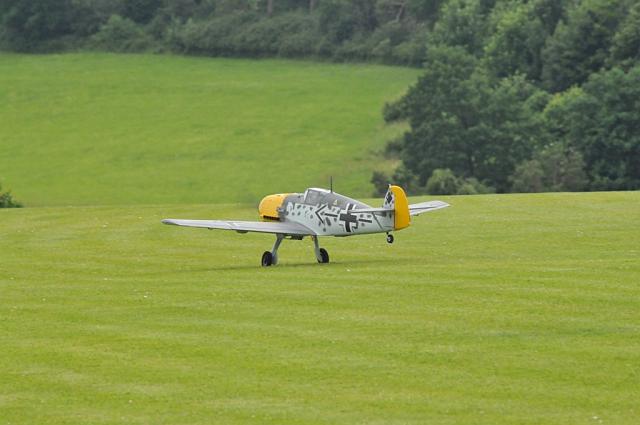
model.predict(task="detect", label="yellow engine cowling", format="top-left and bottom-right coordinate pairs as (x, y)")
top-left (258, 193), bottom-right (291, 220)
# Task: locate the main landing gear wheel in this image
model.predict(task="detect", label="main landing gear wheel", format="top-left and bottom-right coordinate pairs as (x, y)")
top-left (386, 234), bottom-right (394, 244)
top-left (261, 251), bottom-right (274, 267)
top-left (262, 234), bottom-right (283, 267)
top-left (318, 248), bottom-right (330, 264)
top-left (312, 236), bottom-right (329, 264)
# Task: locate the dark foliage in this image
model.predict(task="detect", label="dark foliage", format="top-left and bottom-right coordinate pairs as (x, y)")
top-left (0, 0), bottom-right (437, 65)
top-left (0, 184), bottom-right (22, 208)
top-left (375, 0), bottom-right (640, 194)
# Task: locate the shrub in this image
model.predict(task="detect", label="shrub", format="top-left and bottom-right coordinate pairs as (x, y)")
top-left (391, 39), bottom-right (427, 66)
top-left (90, 15), bottom-right (154, 52)
top-left (371, 38), bottom-right (393, 62)
top-left (233, 15), bottom-right (283, 55)
top-left (382, 98), bottom-right (407, 122)
top-left (170, 12), bottom-right (320, 58)
top-left (277, 14), bottom-right (319, 57)
top-left (510, 159), bottom-right (544, 192)
top-left (279, 30), bottom-right (318, 57)
top-left (170, 13), bottom-right (259, 55)
top-left (424, 169), bottom-right (495, 195)
top-left (0, 184), bottom-right (22, 208)
top-left (371, 171), bottom-right (390, 197)
top-left (510, 144), bottom-right (588, 192)
top-left (391, 163), bottom-right (421, 195)
top-left (457, 177), bottom-right (495, 195)
top-left (333, 36), bottom-right (372, 62)
top-left (383, 134), bottom-right (404, 158)
top-left (425, 168), bottom-right (460, 195)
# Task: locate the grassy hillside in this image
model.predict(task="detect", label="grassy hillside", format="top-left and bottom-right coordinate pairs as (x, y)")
top-left (0, 53), bottom-right (418, 206)
top-left (1, 192), bottom-right (638, 424)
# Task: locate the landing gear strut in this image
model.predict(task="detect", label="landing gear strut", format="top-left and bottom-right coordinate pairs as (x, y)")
top-left (386, 233), bottom-right (394, 244)
top-left (261, 234), bottom-right (284, 267)
top-left (261, 234), bottom-right (329, 266)
top-left (312, 236), bottom-right (330, 264)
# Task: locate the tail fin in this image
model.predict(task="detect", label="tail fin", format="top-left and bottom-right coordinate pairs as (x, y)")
top-left (382, 185), bottom-right (411, 230)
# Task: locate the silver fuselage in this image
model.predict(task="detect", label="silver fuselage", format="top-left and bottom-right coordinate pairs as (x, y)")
top-left (278, 188), bottom-right (394, 236)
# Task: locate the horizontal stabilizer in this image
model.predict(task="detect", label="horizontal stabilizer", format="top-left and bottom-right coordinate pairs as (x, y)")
top-left (408, 201), bottom-right (450, 216)
top-left (350, 206), bottom-right (393, 214)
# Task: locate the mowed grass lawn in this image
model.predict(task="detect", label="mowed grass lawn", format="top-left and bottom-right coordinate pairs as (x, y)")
top-left (1, 192), bottom-right (638, 424)
top-left (0, 53), bottom-right (418, 206)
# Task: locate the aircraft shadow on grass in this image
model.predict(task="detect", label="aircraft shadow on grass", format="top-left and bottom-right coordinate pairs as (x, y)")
top-left (172, 257), bottom-right (410, 273)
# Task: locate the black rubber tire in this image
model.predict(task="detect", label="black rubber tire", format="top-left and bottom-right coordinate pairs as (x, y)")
top-left (261, 251), bottom-right (274, 267)
top-left (386, 234), bottom-right (394, 244)
top-left (318, 248), bottom-right (330, 264)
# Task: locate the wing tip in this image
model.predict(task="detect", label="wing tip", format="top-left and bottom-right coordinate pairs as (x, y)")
top-left (162, 219), bottom-right (177, 225)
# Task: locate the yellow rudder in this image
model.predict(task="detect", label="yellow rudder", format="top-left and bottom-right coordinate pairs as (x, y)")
top-left (390, 185), bottom-right (410, 230)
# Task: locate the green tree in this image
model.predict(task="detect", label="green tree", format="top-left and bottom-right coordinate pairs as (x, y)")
top-left (121, 0), bottom-right (162, 24)
top-left (484, 2), bottom-right (547, 81)
top-left (530, 0), bottom-right (569, 34)
top-left (1, 0), bottom-right (74, 50)
top-left (542, 0), bottom-right (629, 92)
top-left (394, 46), bottom-right (548, 192)
top-left (429, 0), bottom-right (488, 54)
top-left (318, 0), bottom-right (356, 42)
top-left (610, 2), bottom-right (640, 67)
top-left (396, 46), bottom-right (479, 183)
top-left (407, 0), bottom-right (445, 24)
top-left (213, 0), bottom-right (254, 15)
top-left (544, 66), bottom-right (640, 190)
top-left (69, 0), bottom-right (122, 37)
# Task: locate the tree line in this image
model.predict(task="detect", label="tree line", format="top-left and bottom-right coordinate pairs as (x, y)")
top-left (0, 0), bottom-right (444, 65)
top-left (374, 0), bottom-right (640, 195)
top-left (2, 0), bottom-right (639, 195)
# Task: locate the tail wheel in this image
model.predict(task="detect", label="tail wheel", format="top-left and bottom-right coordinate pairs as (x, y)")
top-left (386, 234), bottom-right (394, 244)
top-left (318, 248), bottom-right (330, 264)
top-left (261, 251), bottom-right (274, 267)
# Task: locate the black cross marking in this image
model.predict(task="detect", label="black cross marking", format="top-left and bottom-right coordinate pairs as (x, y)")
top-left (385, 191), bottom-right (393, 205)
top-left (339, 204), bottom-right (359, 233)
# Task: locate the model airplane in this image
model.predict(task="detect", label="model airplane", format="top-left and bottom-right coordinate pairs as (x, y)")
top-left (162, 185), bottom-right (449, 266)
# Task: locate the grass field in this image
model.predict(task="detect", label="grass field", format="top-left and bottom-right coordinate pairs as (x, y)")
top-left (0, 53), bottom-right (418, 206)
top-left (1, 191), bottom-right (638, 424)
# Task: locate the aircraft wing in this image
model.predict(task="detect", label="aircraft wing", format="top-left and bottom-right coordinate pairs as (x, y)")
top-left (409, 200), bottom-right (450, 216)
top-left (162, 219), bottom-right (316, 236)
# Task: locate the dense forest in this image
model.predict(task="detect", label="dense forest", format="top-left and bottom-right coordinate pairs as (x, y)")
top-left (1, 0), bottom-right (639, 194)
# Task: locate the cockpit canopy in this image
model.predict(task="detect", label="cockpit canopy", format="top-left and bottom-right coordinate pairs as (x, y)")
top-left (302, 188), bottom-right (328, 205)
top-left (302, 188), bottom-right (369, 209)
